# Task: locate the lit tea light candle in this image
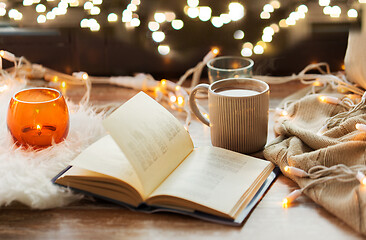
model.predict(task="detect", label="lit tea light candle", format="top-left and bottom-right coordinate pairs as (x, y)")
top-left (7, 88), bottom-right (69, 148)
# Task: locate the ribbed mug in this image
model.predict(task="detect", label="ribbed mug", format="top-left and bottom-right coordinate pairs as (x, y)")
top-left (189, 78), bottom-right (269, 154)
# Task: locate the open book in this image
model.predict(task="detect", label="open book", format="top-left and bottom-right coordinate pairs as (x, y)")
top-left (53, 92), bottom-right (277, 225)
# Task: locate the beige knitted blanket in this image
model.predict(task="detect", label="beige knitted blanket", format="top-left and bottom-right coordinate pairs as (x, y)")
top-left (264, 86), bottom-right (366, 235)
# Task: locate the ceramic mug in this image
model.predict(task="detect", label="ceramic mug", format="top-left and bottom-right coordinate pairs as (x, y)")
top-left (189, 78), bottom-right (269, 154)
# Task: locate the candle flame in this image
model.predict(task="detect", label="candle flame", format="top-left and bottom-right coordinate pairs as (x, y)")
top-left (0, 50), bottom-right (4, 57)
top-left (175, 86), bottom-right (181, 91)
top-left (36, 125), bottom-right (41, 130)
top-left (61, 81), bottom-right (66, 88)
top-left (284, 166), bottom-right (289, 172)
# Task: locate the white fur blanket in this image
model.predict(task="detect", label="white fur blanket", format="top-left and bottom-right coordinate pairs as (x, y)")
top-left (0, 83), bottom-right (106, 209)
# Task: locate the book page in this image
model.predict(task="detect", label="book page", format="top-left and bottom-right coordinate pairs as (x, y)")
top-left (148, 147), bottom-right (274, 216)
top-left (103, 92), bottom-right (194, 196)
top-left (68, 135), bottom-right (146, 198)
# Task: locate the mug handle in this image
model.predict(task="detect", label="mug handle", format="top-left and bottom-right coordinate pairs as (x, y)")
top-left (189, 84), bottom-right (210, 126)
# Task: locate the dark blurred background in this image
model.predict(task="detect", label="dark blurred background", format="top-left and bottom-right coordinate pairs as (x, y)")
top-left (0, 0), bottom-right (363, 79)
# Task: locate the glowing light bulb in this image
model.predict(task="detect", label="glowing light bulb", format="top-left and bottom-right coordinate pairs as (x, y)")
top-left (212, 48), bottom-right (219, 55)
top-left (160, 79), bottom-right (167, 86)
top-left (241, 48), bottom-right (252, 57)
top-left (14, 12), bottom-right (23, 20)
top-left (36, 4), bottom-right (46, 13)
top-left (108, 13), bottom-right (118, 22)
top-left (348, 9), bottom-right (358, 18)
top-left (319, 0), bottom-right (330, 6)
top-left (187, 0), bottom-right (199, 8)
top-left (270, 23), bottom-right (280, 33)
top-left (283, 166), bottom-right (308, 177)
top-left (170, 95), bottom-right (177, 103)
top-left (154, 12), bottom-right (166, 23)
top-left (233, 30), bottom-right (244, 39)
top-left (23, 0), bottom-right (33, 6)
top-left (46, 12), bottom-right (56, 20)
top-left (211, 16), bottom-right (223, 28)
top-left (285, 17), bottom-right (296, 26)
top-left (90, 22), bottom-right (100, 31)
top-left (220, 13), bottom-right (231, 24)
top-left (171, 19), bottom-right (183, 30)
top-left (177, 96), bottom-right (184, 106)
top-left (90, 6), bottom-right (100, 15)
top-left (82, 73), bottom-right (88, 80)
top-left (356, 171), bottom-right (366, 186)
top-left (262, 34), bottom-right (272, 42)
top-left (298, 4), bottom-right (308, 13)
top-left (323, 6), bottom-right (332, 15)
top-left (279, 19), bottom-right (288, 28)
top-left (148, 21), bottom-right (160, 31)
top-left (130, 18), bottom-right (140, 27)
top-left (84, 1), bottom-right (93, 10)
top-left (260, 11), bottom-right (270, 19)
top-left (243, 42), bottom-right (253, 49)
top-left (282, 198), bottom-right (289, 208)
top-left (198, 6), bottom-right (211, 21)
top-left (290, 12), bottom-right (300, 20)
top-left (263, 26), bottom-right (275, 35)
top-left (93, 0), bottom-right (102, 5)
top-left (270, 0), bottom-right (281, 9)
top-left (152, 31), bottom-right (165, 43)
top-left (318, 96), bottom-right (340, 104)
top-left (253, 45), bottom-right (264, 55)
top-left (158, 45), bottom-right (170, 55)
top-left (37, 14), bottom-right (46, 23)
top-left (313, 80), bottom-right (322, 86)
top-left (0, 8), bottom-right (6, 17)
top-left (263, 4), bottom-right (274, 13)
top-left (80, 18), bottom-right (89, 28)
top-left (228, 3), bottom-right (245, 21)
top-left (165, 12), bottom-right (176, 22)
top-left (70, 0), bottom-right (80, 7)
top-left (282, 189), bottom-right (302, 208)
top-left (187, 7), bottom-right (199, 18)
top-left (356, 123), bottom-right (366, 132)
top-left (330, 6), bottom-right (341, 18)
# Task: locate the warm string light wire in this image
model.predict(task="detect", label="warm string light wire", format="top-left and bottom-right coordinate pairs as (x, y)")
top-left (282, 164), bottom-right (366, 207)
top-left (0, 49), bottom-right (219, 130)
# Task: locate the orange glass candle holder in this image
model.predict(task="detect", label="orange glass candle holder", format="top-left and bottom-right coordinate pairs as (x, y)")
top-left (7, 88), bottom-right (69, 148)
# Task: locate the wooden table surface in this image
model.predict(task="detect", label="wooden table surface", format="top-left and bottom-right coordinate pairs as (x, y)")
top-left (0, 81), bottom-right (364, 240)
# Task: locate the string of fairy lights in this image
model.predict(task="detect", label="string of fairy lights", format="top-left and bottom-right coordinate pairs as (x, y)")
top-left (0, 0), bottom-right (363, 57)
